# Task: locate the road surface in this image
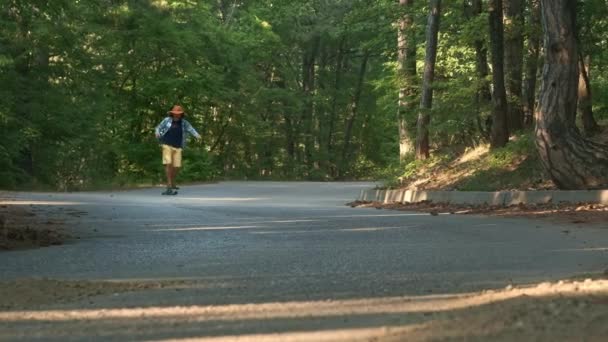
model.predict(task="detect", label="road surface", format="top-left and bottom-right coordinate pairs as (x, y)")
top-left (1, 182), bottom-right (607, 341)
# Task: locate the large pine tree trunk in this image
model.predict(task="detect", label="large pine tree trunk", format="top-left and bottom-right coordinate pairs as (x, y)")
top-left (536, 0), bottom-right (608, 189)
top-left (522, 0), bottom-right (541, 126)
top-left (397, 0), bottom-right (416, 161)
top-left (415, 0), bottom-right (441, 160)
top-left (577, 54), bottom-right (600, 135)
top-left (489, 0), bottom-right (509, 148)
top-left (504, 0), bottom-right (525, 131)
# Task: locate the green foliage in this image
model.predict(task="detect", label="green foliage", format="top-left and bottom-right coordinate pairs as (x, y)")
top-left (591, 73), bottom-right (608, 122)
top-left (0, 1), bottom-right (605, 190)
top-left (181, 148), bottom-right (217, 182)
top-left (486, 135), bottom-right (534, 168)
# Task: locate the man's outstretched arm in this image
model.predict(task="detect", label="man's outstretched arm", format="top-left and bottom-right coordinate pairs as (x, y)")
top-left (185, 121), bottom-right (202, 140)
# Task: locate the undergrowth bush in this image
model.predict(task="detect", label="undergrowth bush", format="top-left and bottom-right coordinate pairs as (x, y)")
top-left (385, 133), bottom-right (547, 191)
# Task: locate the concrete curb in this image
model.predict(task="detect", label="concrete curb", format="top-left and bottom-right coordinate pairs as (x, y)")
top-left (358, 189), bottom-right (608, 206)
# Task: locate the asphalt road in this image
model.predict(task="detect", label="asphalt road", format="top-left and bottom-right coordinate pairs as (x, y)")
top-left (1, 182), bottom-right (608, 341)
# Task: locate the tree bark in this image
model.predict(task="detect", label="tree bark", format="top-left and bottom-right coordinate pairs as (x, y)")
top-left (415, 0), bottom-right (441, 160)
top-left (536, 0), bottom-right (608, 189)
top-left (489, 0), bottom-right (509, 148)
top-left (522, 0), bottom-right (541, 126)
top-left (397, 0), bottom-right (416, 161)
top-left (504, 0), bottom-right (525, 131)
top-left (578, 54), bottom-right (600, 135)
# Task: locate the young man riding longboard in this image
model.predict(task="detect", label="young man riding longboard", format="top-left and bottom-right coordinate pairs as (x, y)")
top-left (155, 105), bottom-right (201, 196)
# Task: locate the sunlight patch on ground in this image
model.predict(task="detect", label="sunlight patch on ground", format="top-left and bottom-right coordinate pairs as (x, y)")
top-left (455, 145), bottom-right (490, 165)
top-left (147, 326), bottom-right (418, 342)
top-left (552, 247), bottom-right (608, 252)
top-left (3, 280), bottom-right (606, 323)
top-left (250, 227), bottom-right (409, 234)
top-left (0, 294), bottom-right (482, 322)
top-left (247, 220), bottom-right (321, 224)
top-left (151, 226), bottom-right (261, 232)
top-left (317, 213), bottom-right (428, 218)
top-left (176, 198), bottom-right (269, 202)
top-left (1, 279), bottom-right (607, 341)
top-left (338, 226), bottom-right (412, 232)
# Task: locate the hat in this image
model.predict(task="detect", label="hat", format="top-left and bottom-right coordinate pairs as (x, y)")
top-left (168, 105), bottom-right (185, 115)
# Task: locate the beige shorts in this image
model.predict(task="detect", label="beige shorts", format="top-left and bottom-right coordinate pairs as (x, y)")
top-left (161, 144), bottom-right (182, 167)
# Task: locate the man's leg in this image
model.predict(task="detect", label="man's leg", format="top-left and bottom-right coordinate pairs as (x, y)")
top-left (165, 164), bottom-right (174, 188)
top-left (172, 167), bottom-right (180, 187)
top-left (161, 145), bottom-right (177, 195)
top-left (171, 148), bottom-right (182, 189)
top-left (162, 164), bottom-right (177, 195)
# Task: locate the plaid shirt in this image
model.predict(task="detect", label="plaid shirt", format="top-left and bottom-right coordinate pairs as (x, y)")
top-left (155, 117), bottom-right (201, 148)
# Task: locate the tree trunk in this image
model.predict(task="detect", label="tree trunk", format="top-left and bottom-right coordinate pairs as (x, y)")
top-left (302, 35), bottom-right (321, 176)
top-left (397, 0), bottom-right (416, 161)
top-left (218, 0), bottom-right (238, 25)
top-left (578, 54), bottom-right (600, 135)
top-left (465, 0), bottom-right (491, 140)
top-left (326, 36), bottom-right (346, 177)
top-left (504, 0), bottom-right (525, 131)
top-left (284, 114), bottom-right (296, 169)
top-left (522, 0), bottom-right (541, 126)
top-left (415, 0), bottom-right (441, 160)
top-left (342, 52), bottom-right (369, 171)
top-left (536, 0), bottom-right (608, 189)
top-left (489, 0), bottom-right (509, 148)
top-left (470, 0), bottom-right (491, 103)
top-left (274, 74), bottom-right (297, 173)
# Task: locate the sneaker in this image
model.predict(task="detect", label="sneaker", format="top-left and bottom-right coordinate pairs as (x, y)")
top-left (172, 186), bottom-right (180, 190)
top-left (161, 188), bottom-right (178, 196)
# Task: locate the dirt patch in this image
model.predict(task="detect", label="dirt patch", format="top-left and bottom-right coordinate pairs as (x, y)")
top-left (0, 204), bottom-right (68, 251)
top-left (350, 201), bottom-right (608, 227)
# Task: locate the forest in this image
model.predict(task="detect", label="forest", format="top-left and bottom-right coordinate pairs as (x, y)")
top-left (2, 0), bottom-right (608, 190)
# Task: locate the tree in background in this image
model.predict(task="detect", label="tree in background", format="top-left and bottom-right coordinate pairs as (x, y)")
top-left (578, 53), bottom-right (599, 135)
top-left (504, 0), bottom-right (525, 132)
top-left (397, 0), bottom-right (417, 161)
top-left (415, 0), bottom-right (441, 160)
top-left (488, 0), bottom-right (509, 148)
top-left (575, 0), bottom-right (605, 136)
top-left (2, 0), bottom-right (608, 190)
top-left (522, 0), bottom-right (542, 127)
top-left (464, 0), bottom-right (492, 139)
